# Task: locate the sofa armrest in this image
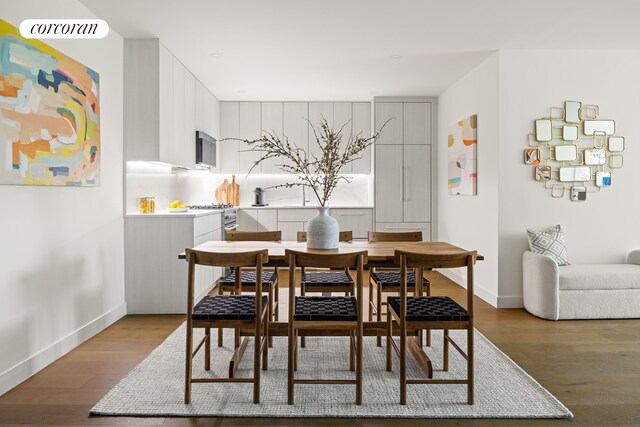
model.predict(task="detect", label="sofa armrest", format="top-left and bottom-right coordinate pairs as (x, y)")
top-left (522, 251), bottom-right (560, 320)
top-left (627, 250), bottom-right (640, 265)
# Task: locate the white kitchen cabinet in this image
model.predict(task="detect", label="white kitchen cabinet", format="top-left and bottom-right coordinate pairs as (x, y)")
top-left (260, 102), bottom-right (283, 173)
top-left (403, 103), bottom-right (431, 145)
top-left (333, 102), bottom-right (352, 139)
top-left (183, 69), bottom-right (196, 169)
top-left (256, 209), bottom-right (278, 231)
top-left (277, 208), bottom-right (318, 241)
top-left (375, 223), bottom-right (431, 241)
top-left (278, 221), bottom-right (305, 241)
top-left (375, 102), bottom-right (403, 145)
top-left (375, 144), bottom-right (430, 224)
top-left (351, 102), bottom-right (372, 174)
top-left (239, 102), bottom-right (262, 174)
top-left (195, 79), bottom-right (206, 134)
top-left (283, 102), bottom-right (309, 164)
top-left (237, 208), bottom-right (259, 231)
top-left (125, 39), bottom-right (183, 165)
top-left (124, 212), bottom-right (222, 314)
top-left (375, 145), bottom-right (403, 222)
top-left (331, 208), bottom-right (373, 239)
top-left (237, 208), bottom-right (278, 232)
top-left (374, 99), bottom-right (434, 240)
top-left (308, 102), bottom-right (333, 161)
top-left (220, 102), bottom-right (240, 174)
top-left (171, 57), bottom-right (186, 167)
top-left (403, 145), bottom-right (430, 222)
top-left (277, 209), bottom-right (318, 222)
top-left (157, 42), bottom-right (173, 163)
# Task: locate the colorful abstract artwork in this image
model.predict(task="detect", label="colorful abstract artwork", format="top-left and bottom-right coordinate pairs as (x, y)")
top-left (448, 114), bottom-right (477, 195)
top-left (0, 19), bottom-right (100, 186)
top-left (524, 148), bottom-right (540, 165)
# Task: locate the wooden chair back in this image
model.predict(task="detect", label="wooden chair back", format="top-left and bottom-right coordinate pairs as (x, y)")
top-left (297, 230), bottom-right (353, 242)
top-left (185, 248), bottom-right (269, 268)
top-left (368, 231), bottom-right (422, 242)
top-left (226, 230), bottom-right (282, 242)
top-left (394, 250), bottom-right (477, 269)
top-left (285, 249), bottom-right (366, 269)
top-left (395, 250), bottom-right (476, 317)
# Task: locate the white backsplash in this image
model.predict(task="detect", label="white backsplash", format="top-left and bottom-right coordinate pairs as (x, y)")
top-left (126, 161), bottom-right (373, 213)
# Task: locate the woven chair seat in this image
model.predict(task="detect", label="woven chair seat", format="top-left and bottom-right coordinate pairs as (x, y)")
top-left (302, 271), bottom-right (353, 287)
top-left (371, 271), bottom-right (430, 287)
top-left (387, 296), bottom-right (469, 321)
top-left (219, 271), bottom-right (278, 286)
top-left (294, 296), bottom-right (357, 321)
top-left (193, 295), bottom-right (268, 320)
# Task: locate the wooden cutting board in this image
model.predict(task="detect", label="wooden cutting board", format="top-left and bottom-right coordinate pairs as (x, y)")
top-left (215, 179), bottom-right (229, 204)
top-left (230, 175), bottom-right (240, 206)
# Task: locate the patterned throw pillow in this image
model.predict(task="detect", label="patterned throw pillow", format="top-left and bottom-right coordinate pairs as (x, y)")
top-left (527, 224), bottom-right (570, 265)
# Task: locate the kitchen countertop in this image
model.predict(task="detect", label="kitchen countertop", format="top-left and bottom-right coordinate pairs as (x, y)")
top-left (125, 209), bottom-right (223, 218)
top-left (238, 205), bottom-right (374, 209)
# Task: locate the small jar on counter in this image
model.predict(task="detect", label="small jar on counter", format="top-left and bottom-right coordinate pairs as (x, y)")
top-left (137, 197), bottom-right (156, 214)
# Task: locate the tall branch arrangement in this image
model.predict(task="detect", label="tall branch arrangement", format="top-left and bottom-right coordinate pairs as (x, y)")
top-left (229, 118), bottom-right (388, 207)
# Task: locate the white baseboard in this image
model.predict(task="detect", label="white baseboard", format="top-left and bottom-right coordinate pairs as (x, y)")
top-left (439, 270), bottom-right (498, 308)
top-left (0, 302), bottom-right (127, 397)
top-left (496, 295), bottom-right (524, 308)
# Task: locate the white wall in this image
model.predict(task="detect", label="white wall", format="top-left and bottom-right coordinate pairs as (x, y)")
top-left (0, 0), bottom-right (125, 395)
top-left (498, 50), bottom-right (640, 306)
top-left (438, 53), bottom-right (500, 306)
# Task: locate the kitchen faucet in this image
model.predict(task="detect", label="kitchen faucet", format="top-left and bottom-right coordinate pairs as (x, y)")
top-left (302, 185), bottom-right (310, 206)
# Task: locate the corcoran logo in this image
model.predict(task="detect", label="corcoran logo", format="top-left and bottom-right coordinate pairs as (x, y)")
top-left (19, 19), bottom-right (109, 39)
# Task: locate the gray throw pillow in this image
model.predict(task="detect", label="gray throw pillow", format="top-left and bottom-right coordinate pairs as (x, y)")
top-left (527, 224), bottom-right (570, 266)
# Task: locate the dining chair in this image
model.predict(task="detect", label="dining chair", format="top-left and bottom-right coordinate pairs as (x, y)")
top-left (184, 248), bottom-right (269, 404)
top-left (367, 231), bottom-right (430, 346)
top-left (218, 230), bottom-right (281, 347)
top-left (286, 249), bottom-right (367, 405)
top-left (296, 230), bottom-right (354, 347)
top-left (386, 249), bottom-right (477, 405)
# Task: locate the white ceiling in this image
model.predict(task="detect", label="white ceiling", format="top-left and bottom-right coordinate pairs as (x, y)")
top-left (81, 0), bottom-right (640, 101)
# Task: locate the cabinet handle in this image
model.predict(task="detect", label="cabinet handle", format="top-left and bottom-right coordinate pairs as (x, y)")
top-left (384, 226), bottom-right (421, 230)
top-left (401, 166), bottom-right (406, 202)
top-left (404, 165), bottom-right (409, 202)
top-left (339, 213), bottom-right (365, 216)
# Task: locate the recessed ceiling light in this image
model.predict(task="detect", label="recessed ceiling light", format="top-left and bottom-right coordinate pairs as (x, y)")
top-left (390, 54), bottom-right (402, 59)
top-left (210, 53), bottom-right (223, 58)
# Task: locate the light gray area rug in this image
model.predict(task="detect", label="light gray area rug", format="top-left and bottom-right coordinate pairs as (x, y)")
top-left (91, 324), bottom-right (572, 419)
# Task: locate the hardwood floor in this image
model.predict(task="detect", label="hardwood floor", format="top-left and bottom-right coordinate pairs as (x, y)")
top-left (1, 271), bottom-right (638, 426)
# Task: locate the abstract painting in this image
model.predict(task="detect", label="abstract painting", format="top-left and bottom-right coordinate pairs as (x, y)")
top-left (448, 114), bottom-right (477, 195)
top-left (0, 19), bottom-right (100, 186)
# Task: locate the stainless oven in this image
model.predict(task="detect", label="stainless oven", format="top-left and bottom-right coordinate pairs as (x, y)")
top-left (221, 207), bottom-right (237, 240)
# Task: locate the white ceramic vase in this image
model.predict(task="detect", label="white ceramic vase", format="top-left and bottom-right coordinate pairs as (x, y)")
top-left (306, 207), bottom-right (339, 249)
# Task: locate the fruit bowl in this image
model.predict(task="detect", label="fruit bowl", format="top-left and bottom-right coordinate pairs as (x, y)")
top-left (168, 207), bottom-right (189, 213)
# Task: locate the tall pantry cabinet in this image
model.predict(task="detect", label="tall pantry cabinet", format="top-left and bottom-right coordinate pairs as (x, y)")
top-left (374, 98), bottom-right (435, 240)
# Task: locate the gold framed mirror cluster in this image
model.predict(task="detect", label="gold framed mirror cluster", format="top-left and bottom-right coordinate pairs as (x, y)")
top-left (525, 101), bottom-right (625, 201)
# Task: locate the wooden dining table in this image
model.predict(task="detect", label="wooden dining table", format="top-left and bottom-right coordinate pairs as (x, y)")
top-left (178, 240), bottom-right (482, 378)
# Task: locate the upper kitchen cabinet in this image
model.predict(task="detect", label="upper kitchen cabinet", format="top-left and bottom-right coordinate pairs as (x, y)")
top-left (403, 102), bottom-right (431, 145)
top-left (282, 102), bottom-right (309, 170)
top-left (260, 102), bottom-right (283, 173)
top-left (124, 39), bottom-right (219, 169)
top-left (308, 102), bottom-right (333, 161)
top-left (195, 80), bottom-right (220, 140)
top-left (219, 102), bottom-right (239, 174)
top-left (238, 102), bottom-right (263, 174)
top-left (351, 102), bottom-right (372, 174)
top-left (374, 102), bottom-right (403, 145)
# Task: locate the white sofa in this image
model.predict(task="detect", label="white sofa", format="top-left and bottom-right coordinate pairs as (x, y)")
top-left (522, 250), bottom-right (640, 320)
